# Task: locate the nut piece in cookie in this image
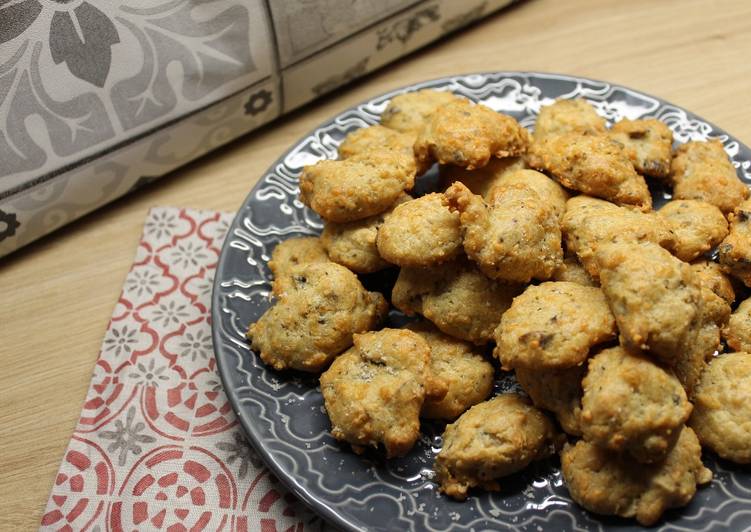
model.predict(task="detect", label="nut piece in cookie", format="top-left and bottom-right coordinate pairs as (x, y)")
top-left (689, 352), bottom-right (751, 464)
top-left (320, 193), bottom-right (410, 273)
top-left (247, 263), bottom-right (387, 372)
top-left (672, 140), bottom-right (749, 215)
top-left (434, 394), bottom-right (562, 500)
top-left (494, 281), bottom-right (616, 370)
top-left (376, 193), bottom-right (462, 267)
top-left (718, 198), bottom-right (751, 287)
top-left (268, 236), bottom-right (329, 296)
top-left (562, 195), bottom-right (676, 278)
top-left (439, 157), bottom-right (527, 199)
top-left (392, 257), bottom-right (521, 345)
top-left (445, 182), bottom-right (563, 283)
top-left (299, 151), bottom-right (416, 223)
top-left (659, 199), bottom-right (728, 262)
top-left (319, 328), bottom-right (433, 457)
top-left (609, 118), bottom-right (673, 179)
top-left (338, 125), bottom-right (429, 175)
top-left (515, 364), bottom-right (586, 436)
top-left (690, 260), bottom-right (735, 305)
top-left (406, 322), bottom-right (494, 420)
top-left (561, 427), bottom-right (712, 526)
top-left (595, 241), bottom-right (702, 365)
top-left (414, 99), bottom-right (530, 170)
top-left (723, 298), bottom-right (751, 352)
top-left (527, 133), bottom-right (652, 211)
top-left (580, 346), bottom-right (691, 463)
top-left (533, 99), bottom-right (606, 141)
top-left (381, 89), bottom-right (463, 135)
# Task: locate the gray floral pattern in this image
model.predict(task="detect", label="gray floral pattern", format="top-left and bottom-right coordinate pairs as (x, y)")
top-left (99, 406), bottom-right (156, 466)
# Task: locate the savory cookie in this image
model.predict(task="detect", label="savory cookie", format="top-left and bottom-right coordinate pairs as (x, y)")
top-left (406, 322), bottom-right (494, 420)
top-left (690, 260), bottom-right (735, 305)
top-left (376, 193), bottom-right (462, 267)
top-left (551, 252), bottom-right (598, 286)
top-left (445, 182), bottom-right (562, 283)
top-left (414, 99), bottom-right (529, 170)
top-left (268, 236), bottom-right (329, 296)
top-left (380, 89), bottom-right (463, 135)
top-left (338, 125), bottom-right (429, 175)
top-left (392, 257), bottom-right (521, 345)
top-left (718, 198), bottom-right (751, 287)
top-left (689, 352), bottom-right (751, 464)
top-left (247, 262), bottom-right (387, 372)
top-left (485, 169), bottom-right (569, 222)
top-left (434, 394), bottom-right (561, 500)
top-left (532, 98), bottom-right (606, 141)
top-left (561, 427), bottom-right (712, 526)
top-left (609, 118), bottom-right (673, 179)
top-left (671, 139), bottom-right (749, 214)
top-left (580, 346), bottom-right (691, 463)
top-left (527, 133), bottom-right (652, 211)
top-left (494, 282), bottom-right (616, 370)
top-left (659, 199), bottom-right (728, 262)
top-left (319, 329), bottom-right (436, 457)
top-left (299, 151), bottom-right (416, 222)
top-left (515, 364), bottom-right (586, 436)
top-left (723, 298), bottom-right (751, 353)
top-left (439, 157), bottom-right (527, 199)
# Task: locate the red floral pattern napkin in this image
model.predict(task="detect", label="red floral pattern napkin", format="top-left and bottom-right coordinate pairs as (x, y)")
top-left (41, 207), bottom-right (325, 532)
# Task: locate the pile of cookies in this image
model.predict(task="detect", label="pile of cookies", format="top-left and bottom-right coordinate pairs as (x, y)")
top-left (246, 89), bottom-right (751, 526)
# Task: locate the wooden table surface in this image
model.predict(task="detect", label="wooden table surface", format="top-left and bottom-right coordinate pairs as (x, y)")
top-left (2, 0), bottom-right (750, 528)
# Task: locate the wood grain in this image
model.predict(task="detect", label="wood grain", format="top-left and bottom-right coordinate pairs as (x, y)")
top-left (1, 0), bottom-right (749, 528)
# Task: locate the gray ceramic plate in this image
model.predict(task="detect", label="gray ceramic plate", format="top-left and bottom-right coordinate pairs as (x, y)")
top-left (211, 72), bottom-right (751, 532)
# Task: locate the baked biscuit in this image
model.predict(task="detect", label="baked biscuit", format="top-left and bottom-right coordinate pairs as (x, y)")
top-left (439, 157), bottom-right (527, 199)
top-left (434, 394), bottom-right (561, 500)
top-left (689, 352), bottom-right (751, 464)
top-left (338, 125), bottom-right (429, 175)
top-left (392, 257), bottom-right (520, 345)
top-left (320, 193), bottom-right (410, 273)
top-left (376, 193), bottom-right (462, 267)
top-left (580, 346), bottom-right (691, 463)
top-left (494, 281), bottom-right (616, 370)
top-left (659, 199), bottom-right (728, 262)
top-left (268, 236), bottom-right (329, 296)
top-left (723, 298), bottom-right (751, 352)
top-left (561, 427), bottom-right (712, 526)
top-left (414, 99), bottom-right (529, 170)
top-left (406, 322), bottom-right (494, 420)
top-left (319, 329), bottom-right (434, 457)
top-left (445, 182), bottom-right (563, 283)
top-left (718, 198), bottom-right (751, 287)
top-left (247, 263), bottom-right (387, 372)
top-left (672, 139), bottom-right (749, 214)
top-left (690, 260), bottom-right (735, 305)
top-left (515, 364), bottom-right (586, 436)
top-left (486, 169), bottom-right (569, 222)
top-left (609, 118), bottom-right (673, 179)
top-left (551, 252), bottom-right (598, 286)
top-left (381, 89), bottom-right (463, 135)
top-left (562, 195), bottom-right (675, 278)
top-left (595, 241), bottom-right (702, 365)
top-left (527, 133), bottom-right (652, 211)
top-left (299, 151), bottom-right (416, 222)
top-left (533, 99), bottom-right (606, 141)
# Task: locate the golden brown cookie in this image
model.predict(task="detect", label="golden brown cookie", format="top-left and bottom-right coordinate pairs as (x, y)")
top-left (247, 262), bottom-right (387, 372)
top-left (414, 99), bottom-right (529, 170)
top-left (718, 198), bottom-right (751, 287)
top-left (672, 139), bottom-right (749, 215)
top-left (551, 252), bottom-right (598, 287)
top-left (268, 236), bottom-right (330, 296)
top-left (690, 260), bottom-right (735, 305)
top-left (485, 169), bottom-right (569, 222)
top-left (392, 257), bottom-right (521, 345)
top-left (445, 182), bottom-right (563, 283)
top-left (533, 98), bottom-right (606, 141)
top-left (320, 194), bottom-right (410, 273)
top-left (319, 329), bottom-right (434, 457)
top-left (689, 352), bottom-right (751, 464)
top-left (580, 346), bottom-right (691, 463)
top-left (494, 281), bottom-right (616, 370)
top-left (376, 193), bottom-right (462, 267)
top-left (515, 364), bottom-right (586, 436)
top-left (595, 241), bottom-right (702, 365)
top-left (659, 199), bottom-right (728, 262)
top-left (338, 125), bottom-right (429, 175)
top-left (434, 394), bottom-right (561, 500)
top-left (723, 298), bottom-right (751, 352)
top-left (527, 133), bottom-right (652, 211)
top-left (439, 157), bottom-right (527, 199)
top-left (299, 151), bottom-right (416, 223)
top-left (406, 322), bottom-right (495, 420)
top-left (609, 118), bottom-right (673, 179)
top-left (381, 89), bottom-right (463, 135)
top-left (561, 427), bottom-right (712, 526)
